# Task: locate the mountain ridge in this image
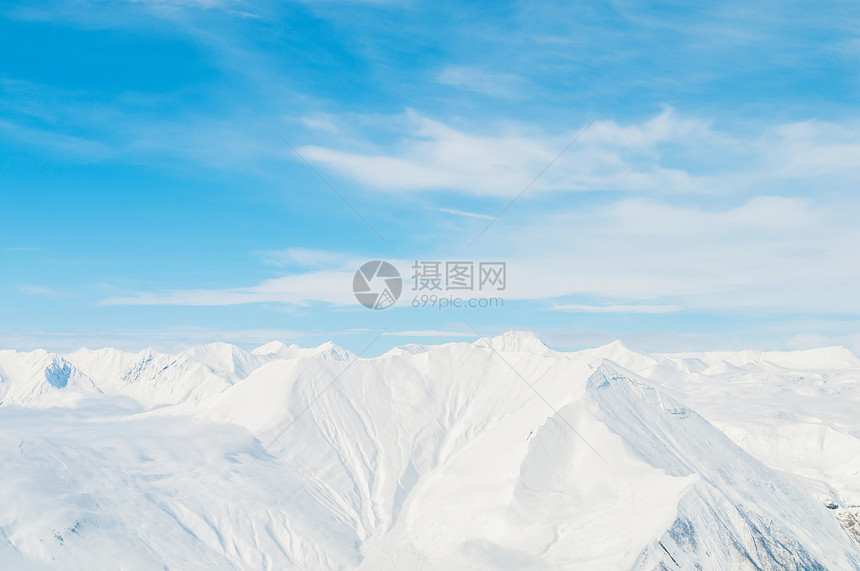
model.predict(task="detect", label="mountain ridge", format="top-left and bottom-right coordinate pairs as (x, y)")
top-left (0, 335), bottom-right (858, 569)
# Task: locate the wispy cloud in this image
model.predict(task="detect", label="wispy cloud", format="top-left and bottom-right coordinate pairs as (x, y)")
top-left (383, 330), bottom-right (475, 338)
top-left (436, 66), bottom-right (530, 99)
top-left (96, 189), bottom-right (860, 316)
top-left (553, 304), bottom-right (682, 314)
top-left (98, 269), bottom-right (358, 307)
top-left (6, 86), bottom-right (858, 204)
top-left (8, 0), bottom-right (259, 24)
top-left (0, 326), bottom-right (326, 354)
top-left (427, 207), bottom-right (496, 220)
top-left (0, 80), bottom-right (285, 168)
top-left (17, 285), bottom-right (73, 298)
top-left (0, 118), bottom-right (113, 161)
top-left (299, 115), bottom-right (339, 134)
top-left (257, 248), bottom-right (359, 268)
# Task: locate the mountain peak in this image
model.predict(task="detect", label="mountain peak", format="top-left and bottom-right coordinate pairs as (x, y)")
top-left (475, 331), bottom-right (552, 355)
top-left (251, 341), bottom-right (296, 356)
top-left (312, 341), bottom-right (352, 360)
top-left (571, 340), bottom-right (657, 372)
top-left (249, 340), bottom-right (351, 361)
top-left (185, 341), bottom-right (243, 357)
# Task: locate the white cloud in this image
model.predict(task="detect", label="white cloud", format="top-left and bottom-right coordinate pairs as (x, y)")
top-left (585, 108), bottom-right (717, 148)
top-left (296, 109), bottom-right (717, 196)
top-left (294, 109), bottom-right (860, 199)
top-left (493, 195), bottom-right (860, 314)
top-left (764, 120), bottom-right (860, 179)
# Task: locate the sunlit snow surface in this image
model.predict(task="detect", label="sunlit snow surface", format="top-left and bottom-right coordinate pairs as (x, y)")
top-left (1, 333), bottom-right (859, 569)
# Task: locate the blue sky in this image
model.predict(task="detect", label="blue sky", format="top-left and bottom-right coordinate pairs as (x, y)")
top-left (2, 0), bottom-right (860, 355)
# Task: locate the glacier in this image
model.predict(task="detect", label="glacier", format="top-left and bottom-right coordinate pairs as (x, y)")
top-left (0, 333), bottom-right (858, 570)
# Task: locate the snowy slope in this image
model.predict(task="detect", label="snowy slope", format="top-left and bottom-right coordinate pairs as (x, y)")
top-left (0, 335), bottom-right (858, 569)
top-left (589, 365), bottom-right (858, 569)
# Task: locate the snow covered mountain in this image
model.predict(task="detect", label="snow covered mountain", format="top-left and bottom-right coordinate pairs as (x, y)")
top-left (1, 334), bottom-right (858, 569)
